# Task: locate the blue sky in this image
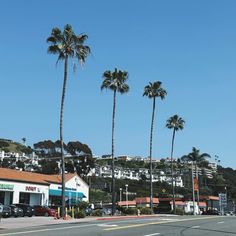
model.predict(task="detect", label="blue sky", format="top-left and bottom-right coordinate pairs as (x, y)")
top-left (1, 0), bottom-right (236, 168)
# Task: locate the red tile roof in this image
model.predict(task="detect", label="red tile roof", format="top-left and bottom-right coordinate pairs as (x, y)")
top-left (0, 168), bottom-right (76, 185)
top-left (135, 197), bottom-right (159, 204)
top-left (117, 201), bottom-right (136, 206)
top-left (170, 201), bottom-right (185, 206)
top-left (199, 202), bottom-right (207, 207)
top-left (208, 196), bottom-right (219, 201)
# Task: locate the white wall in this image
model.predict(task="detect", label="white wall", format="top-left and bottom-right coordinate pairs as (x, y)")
top-left (0, 180), bottom-right (49, 205)
top-left (49, 175), bottom-right (89, 202)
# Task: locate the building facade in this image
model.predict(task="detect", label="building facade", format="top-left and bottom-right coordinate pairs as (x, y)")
top-left (0, 168), bottom-right (88, 206)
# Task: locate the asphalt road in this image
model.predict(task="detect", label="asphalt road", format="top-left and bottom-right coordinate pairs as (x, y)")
top-left (0, 215), bottom-right (236, 236)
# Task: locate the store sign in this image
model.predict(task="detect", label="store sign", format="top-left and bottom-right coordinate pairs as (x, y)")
top-left (219, 193), bottom-right (227, 206)
top-left (58, 187), bottom-right (76, 191)
top-left (0, 184), bottom-right (14, 190)
top-left (25, 186), bottom-right (37, 191)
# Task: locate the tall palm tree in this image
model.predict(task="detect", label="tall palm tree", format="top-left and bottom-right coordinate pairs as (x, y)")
top-left (143, 81), bottom-right (167, 212)
top-left (47, 24), bottom-right (90, 217)
top-left (101, 68), bottom-right (129, 215)
top-left (181, 147), bottom-right (211, 211)
top-left (166, 114), bottom-right (185, 214)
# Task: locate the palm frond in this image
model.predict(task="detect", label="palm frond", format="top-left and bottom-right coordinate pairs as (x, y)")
top-left (101, 68), bottom-right (129, 94)
top-left (47, 45), bottom-right (62, 55)
top-left (47, 24), bottom-right (90, 67)
top-left (166, 114), bottom-right (185, 131)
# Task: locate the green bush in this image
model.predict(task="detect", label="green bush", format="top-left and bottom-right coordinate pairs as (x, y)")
top-left (67, 208), bottom-right (86, 218)
top-left (91, 209), bottom-right (102, 217)
top-left (171, 208), bottom-right (184, 215)
top-left (123, 207), bottom-right (137, 215)
top-left (75, 210), bottom-right (86, 218)
top-left (140, 207), bottom-right (152, 215)
top-left (77, 201), bottom-right (89, 210)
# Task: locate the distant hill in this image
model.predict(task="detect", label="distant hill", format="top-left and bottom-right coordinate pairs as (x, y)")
top-left (0, 138), bottom-right (32, 154)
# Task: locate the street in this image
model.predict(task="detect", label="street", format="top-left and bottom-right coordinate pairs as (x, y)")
top-left (0, 215), bottom-right (236, 236)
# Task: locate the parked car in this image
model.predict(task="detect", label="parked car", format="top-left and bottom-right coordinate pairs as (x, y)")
top-left (15, 203), bottom-right (34, 217)
top-left (202, 209), bottom-right (220, 215)
top-left (10, 204), bottom-right (24, 217)
top-left (85, 207), bottom-right (93, 216)
top-left (102, 208), bottom-right (112, 216)
top-left (34, 205), bottom-right (55, 217)
top-left (0, 204), bottom-right (3, 218)
top-left (2, 205), bottom-right (11, 218)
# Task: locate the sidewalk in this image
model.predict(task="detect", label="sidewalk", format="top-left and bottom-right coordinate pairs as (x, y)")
top-left (0, 215), bottom-right (163, 230)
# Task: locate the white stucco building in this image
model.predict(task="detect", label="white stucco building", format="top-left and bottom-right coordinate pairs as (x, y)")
top-left (0, 168), bottom-right (89, 206)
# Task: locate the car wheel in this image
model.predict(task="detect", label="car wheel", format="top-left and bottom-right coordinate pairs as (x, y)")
top-left (44, 212), bottom-right (49, 217)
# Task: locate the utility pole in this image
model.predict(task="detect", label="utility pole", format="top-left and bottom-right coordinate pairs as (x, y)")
top-left (196, 165), bottom-right (200, 214)
top-left (192, 161), bottom-right (196, 215)
top-left (119, 188), bottom-right (122, 202)
top-left (125, 184), bottom-right (128, 209)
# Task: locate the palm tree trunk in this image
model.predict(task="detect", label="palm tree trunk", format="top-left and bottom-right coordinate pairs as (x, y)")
top-left (149, 97), bottom-right (156, 213)
top-left (60, 55), bottom-right (68, 218)
top-left (171, 128), bottom-right (176, 214)
top-left (111, 90), bottom-right (116, 215)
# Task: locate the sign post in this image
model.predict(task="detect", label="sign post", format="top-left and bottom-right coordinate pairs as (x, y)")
top-left (219, 193), bottom-right (227, 215)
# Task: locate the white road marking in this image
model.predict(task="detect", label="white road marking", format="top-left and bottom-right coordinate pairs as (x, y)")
top-left (161, 218), bottom-right (179, 221)
top-left (98, 224), bottom-right (118, 227)
top-left (217, 221), bottom-right (224, 224)
top-left (191, 226), bottom-right (200, 228)
top-left (0, 223), bottom-right (98, 236)
top-left (144, 233), bottom-right (160, 236)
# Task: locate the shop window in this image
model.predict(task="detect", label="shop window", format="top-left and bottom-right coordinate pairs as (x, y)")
top-left (19, 192), bottom-right (30, 204)
top-left (0, 191), bottom-right (4, 204)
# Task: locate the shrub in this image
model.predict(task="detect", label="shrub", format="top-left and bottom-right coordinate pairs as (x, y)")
top-left (67, 208), bottom-right (86, 218)
top-left (78, 201), bottom-right (89, 210)
top-left (75, 210), bottom-right (86, 218)
top-left (171, 208), bottom-right (184, 215)
top-left (91, 209), bottom-right (102, 217)
top-left (123, 207), bottom-right (137, 215)
top-left (140, 207), bottom-right (152, 215)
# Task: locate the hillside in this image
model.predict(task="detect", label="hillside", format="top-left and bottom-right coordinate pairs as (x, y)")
top-left (0, 139), bottom-right (32, 154)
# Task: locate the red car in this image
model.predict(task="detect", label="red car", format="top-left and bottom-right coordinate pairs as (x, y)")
top-left (34, 205), bottom-right (55, 217)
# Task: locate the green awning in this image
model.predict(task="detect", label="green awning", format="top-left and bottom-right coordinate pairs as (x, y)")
top-left (49, 189), bottom-right (85, 199)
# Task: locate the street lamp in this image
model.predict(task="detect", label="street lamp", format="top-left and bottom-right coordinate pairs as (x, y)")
top-left (119, 188), bottom-right (122, 202)
top-left (125, 184), bottom-right (128, 209)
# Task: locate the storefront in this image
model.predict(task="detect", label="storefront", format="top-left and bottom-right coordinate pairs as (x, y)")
top-left (0, 183), bottom-right (14, 205)
top-left (0, 168), bottom-right (89, 206)
top-left (47, 173), bottom-right (89, 206)
top-left (0, 180), bottom-right (49, 205)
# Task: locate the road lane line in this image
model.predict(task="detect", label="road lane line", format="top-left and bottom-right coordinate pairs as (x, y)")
top-left (98, 224), bottom-right (118, 227)
top-left (191, 226), bottom-right (200, 228)
top-left (217, 221), bottom-right (224, 224)
top-left (144, 233), bottom-right (160, 236)
top-left (0, 223), bottom-right (98, 236)
top-left (104, 216), bottom-right (221, 231)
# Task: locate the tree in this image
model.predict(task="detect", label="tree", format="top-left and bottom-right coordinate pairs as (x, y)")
top-left (47, 24), bottom-right (90, 217)
top-left (181, 147), bottom-right (211, 164)
top-left (16, 160), bottom-right (25, 170)
top-left (181, 147), bottom-right (211, 210)
top-left (101, 68), bottom-right (129, 215)
top-left (143, 81), bottom-right (167, 212)
top-left (166, 114), bottom-right (185, 214)
top-left (39, 159), bottom-right (60, 174)
top-left (22, 137), bottom-right (26, 146)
